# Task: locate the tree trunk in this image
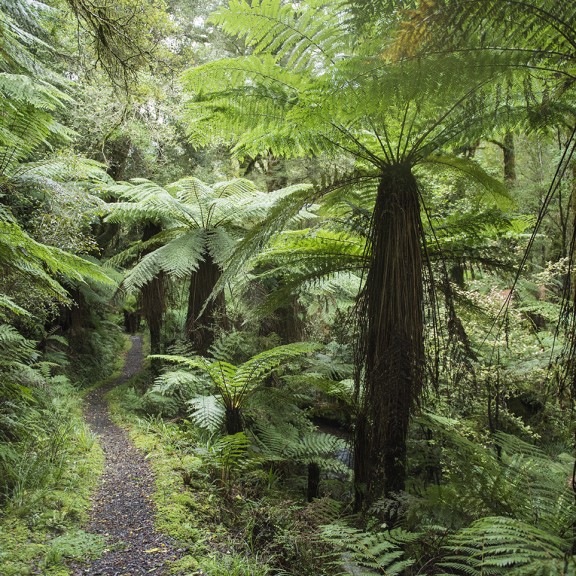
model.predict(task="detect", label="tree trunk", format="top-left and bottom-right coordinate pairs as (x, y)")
top-left (140, 223), bottom-right (165, 372)
top-left (225, 407), bottom-right (243, 435)
top-left (354, 165), bottom-right (425, 513)
top-left (141, 274), bottom-right (164, 355)
top-left (307, 462), bottom-right (321, 501)
top-left (185, 253), bottom-right (226, 355)
top-left (503, 131), bottom-right (516, 182)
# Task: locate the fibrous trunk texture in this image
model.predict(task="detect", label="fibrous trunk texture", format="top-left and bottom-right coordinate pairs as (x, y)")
top-left (186, 253), bottom-right (226, 355)
top-left (225, 407), bottom-right (243, 435)
top-left (140, 223), bottom-right (164, 359)
top-left (503, 131), bottom-right (516, 182)
top-left (354, 165), bottom-right (425, 513)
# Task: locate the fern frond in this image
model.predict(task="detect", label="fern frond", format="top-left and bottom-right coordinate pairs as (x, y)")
top-left (0, 221), bottom-right (114, 302)
top-left (234, 342), bottom-right (319, 397)
top-left (150, 369), bottom-right (207, 397)
top-left (321, 524), bottom-right (419, 576)
top-left (424, 155), bottom-right (515, 209)
top-left (439, 516), bottom-right (568, 576)
top-left (207, 183), bottom-right (314, 302)
top-left (122, 230), bottom-right (205, 293)
top-left (0, 295), bottom-right (31, 319)
top-left (0, 324), bottom-right (38, 364)
top-left (187, 395), bottom-right (225, 433)
top-left (209, 0), bottom-right (348, 72)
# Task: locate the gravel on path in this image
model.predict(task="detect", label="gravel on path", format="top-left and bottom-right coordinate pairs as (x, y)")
top-left (70, 335), bottom-right (181, 576)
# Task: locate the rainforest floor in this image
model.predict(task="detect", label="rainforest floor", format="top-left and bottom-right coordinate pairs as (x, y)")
top-left (69, 335), bottom-right (182, 576)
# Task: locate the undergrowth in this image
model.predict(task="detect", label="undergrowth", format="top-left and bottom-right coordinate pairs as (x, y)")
top-left (0, 332), bottom-right (128, 575)
top-left (0, 381), bottom-right (105, 576)
top-left (107, 374), bottom-right (341, 576)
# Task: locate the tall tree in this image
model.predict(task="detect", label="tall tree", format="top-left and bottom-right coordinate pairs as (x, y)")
top-left (106, 176), bottom-right (311, 354)
top-left (182, 0), bottom-right (511, 510)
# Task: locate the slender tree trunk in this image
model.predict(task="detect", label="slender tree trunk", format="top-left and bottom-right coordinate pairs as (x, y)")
top-left (271, 298), bottom-right (305, 343)
top-left (185, 253), bottom-right (226, 355)
top-left (503, 131), bottom-right (516, 182)
top-left (307, 462), bottom-right (321, 501)
top-left (354, 165), bottom-right (425, 513)
top-left (140, 223), bottom-right (165, 370)
top-left (141, 274), bottom-right (164, 355)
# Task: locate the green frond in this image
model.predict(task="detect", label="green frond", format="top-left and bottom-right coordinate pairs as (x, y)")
top-left (0, 324), bottom-right (38, 364)
top-left (424, 155), bottom-right (515, 209)
top-left (439, 516), bottom-right (568, 576)
top-left (187, 395), bottom-right (225, 433)
top-left (209, 0), bottom-right (347, 73)
top-left (122, 230), bottom-right (206, 293)
top-left (149, 354), bottom-right (212, 372)
top-left (0, 221), bottom-right (114, 303)
top-left (398, 0), bottom-right (576, 69)
top-left (184, 55), bottom-right (306, 152)
top-left (234, 342), bottom-right (319, 392)
top-left (0, 102), bottom-right (73, 174)
top-left (205, 227), bottom-right (237, 266)
top-left (12, 154), bottom-right (110, 183)
top-left (150, 354), bottom-right (236, 392)
top-left (321, 524), bottom-right (419, 576)
top-left (0, 74), bottom-right (70, 111)
top-left (208, 183), bottom-right (314, 300)
top-left (206, 432), bottom-right (253, 476)
top-left (106, 180), bottom-right (200, 227)
top-left (150, 369), bottom-right (207, 397)
top-left (0, 295), bottom-right (31, 320)
top-left (417, 412), bottom-right (576, 540)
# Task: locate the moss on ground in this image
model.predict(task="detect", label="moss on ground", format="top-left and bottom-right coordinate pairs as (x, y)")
top-left (0, 391), bottom-right (105, 575)
top-left (0, 334), bottom-right (131, 575)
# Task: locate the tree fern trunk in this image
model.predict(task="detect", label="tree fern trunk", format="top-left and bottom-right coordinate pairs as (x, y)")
top-left (354, 165), bottom-right (425, 512)
top-left (141, 273), bottom-right (164, 355)
top-left (225, 407), bottom-right (243, 435)
top-left (140, 223), bottom-right (165, 371)
top-left (185, 253), bottom-right (226, 355)
top-left (503, 131), bottom-right (516, 182)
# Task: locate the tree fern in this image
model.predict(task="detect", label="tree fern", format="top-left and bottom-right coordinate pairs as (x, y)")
top-left (184, 0), bottom-right (528, 509)
top-left (106, 176), bottom-right (313, 351)
top-left (153, 342), bottom-right (318, 434)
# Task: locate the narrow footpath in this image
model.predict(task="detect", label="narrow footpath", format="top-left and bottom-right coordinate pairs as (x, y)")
top-left (71, 335), bottom-right (180, 576)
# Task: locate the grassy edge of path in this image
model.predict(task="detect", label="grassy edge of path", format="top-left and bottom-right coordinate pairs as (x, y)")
top-left (106, 373), bottom-right (277, 576)
top-left (0, 336), bottom-right (131, 576)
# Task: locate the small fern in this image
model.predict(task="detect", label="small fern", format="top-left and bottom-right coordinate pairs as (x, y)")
top-left (438, 516), bottom-right (569, 576)
top-left (321, 524), bottom-right (419, 576)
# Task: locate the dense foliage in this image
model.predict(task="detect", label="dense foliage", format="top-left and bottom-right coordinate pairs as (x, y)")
top-left (2, 0), bottom-right (576, 574)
